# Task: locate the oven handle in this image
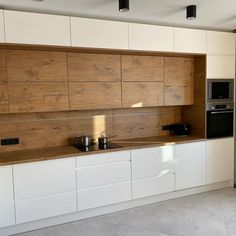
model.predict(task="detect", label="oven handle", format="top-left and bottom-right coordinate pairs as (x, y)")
top-left (211, 110), bottom-right (234, 114)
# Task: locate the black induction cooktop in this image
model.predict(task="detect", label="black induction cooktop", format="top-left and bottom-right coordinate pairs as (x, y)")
top-left (74, 142), bottom-right (122, 152)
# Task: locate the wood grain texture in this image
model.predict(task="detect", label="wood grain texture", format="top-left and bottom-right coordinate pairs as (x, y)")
top-left (122, 55), bottom-right (164, 81)
top-left (122, 82), bottom-right (164, 108)
top-left (182, 56), bottom-right (206, 137)
top-left (67, 53), bottom-right (121, 81)
top-left (0, 49), bottom-right (9, 113)
top-left (6, 50), bottom-right (67, 81)
top-left (164, 57), bottom-right (194, 106)
top-left (8, 82), bottom-right (69, 113)
top-left (69, 82), bottom-right (121, 110)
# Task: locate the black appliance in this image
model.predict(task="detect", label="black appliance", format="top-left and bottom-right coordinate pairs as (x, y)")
top-left (207, 103), bottom-right (234, 139)
top-left (207, 79), bottom-right (234, 103)
top-left (163, 123), bottom-right (191, 136)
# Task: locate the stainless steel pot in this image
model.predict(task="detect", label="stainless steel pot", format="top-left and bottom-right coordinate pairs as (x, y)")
top-left (76, 134), bottom-right (93, 147)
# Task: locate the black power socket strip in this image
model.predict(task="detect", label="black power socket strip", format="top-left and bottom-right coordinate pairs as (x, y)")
top-left (1, 138), bottom-right (19, 146)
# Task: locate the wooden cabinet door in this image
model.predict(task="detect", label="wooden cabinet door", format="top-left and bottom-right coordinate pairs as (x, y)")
top-left (4, 10), bottom-right (70, 46)
top-left (71, 17), bottom-right (128, 49)
top-left (164, 57), bottom-right (194, 105)
top-left (0, 10), bottom-right (4, 42)
top-left (175, 142), bottom-right (206, 190)
top-left (129, 23), bottom-right (174, 52)
top-left (207, 31), bottom-right (235, 55)
top-left (207, 55), bottom-right (235, 79)
top-left (0, 166), bottom-right (15, 228)
top-left (175, 28), bottom-right (207, 54)
top-left (0, 49), bottom-right (8, 113)
top-left (207, 138), bottom-right (234, 184)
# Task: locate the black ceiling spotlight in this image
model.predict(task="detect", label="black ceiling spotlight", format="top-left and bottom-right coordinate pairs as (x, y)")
top-left (186, 5), bottom-right (196, 20)
top-left (119, 0), bottom-right (129, 12)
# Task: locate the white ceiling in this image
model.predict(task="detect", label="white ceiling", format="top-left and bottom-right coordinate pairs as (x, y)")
top-left (0, 0), bottom-right (236, 31)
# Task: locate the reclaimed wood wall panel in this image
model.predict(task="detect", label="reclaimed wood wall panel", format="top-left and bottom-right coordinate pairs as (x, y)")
top-left (6, 50), bottom-right (67, 81)
top-left (182, 56), bottom-right (206, 137)
top-left (8, 82), bottom-right (69, 113)
top-left (0, 49), bottom-right (9, 113)
top-left (164, 57), bottom-right (194, 106)
top-left (67, 53), bottom-right (121, 81)
top-left (69, 82), bottom-right (121, 110)
top-left (122, 82), bottom-right (164, 107)
top-left (122, 55), bottom-right (164, 81)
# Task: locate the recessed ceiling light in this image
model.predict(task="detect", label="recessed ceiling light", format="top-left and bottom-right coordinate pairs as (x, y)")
top-left (186, 5), bottom-right (196, 20)
top-left (119, 0), bottom-right (129, 12)
top-left (32, 0), bottom-right (44, 2)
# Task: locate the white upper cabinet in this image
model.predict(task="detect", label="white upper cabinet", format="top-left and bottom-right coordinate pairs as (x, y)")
top-left (175, 142), bottom-right (206, 190)
top-left (4, 10), bottom-right (70, 46)
top-left (207, 54), bottom-right (235, 78)
top-left (129, 23), bottom-right (174, 52)
top-left (207, 31), bottom-right (235, 55)
top-left (174, 28), bottom-right (207, 54)
top-left (0, 166), bottom-right (15, 228)
top-left (207, 138), bottom-right (234, 184)
top-left (71, 17), bottom-right (129, 49)
top-left (0, 10), bottom-right (5, 42)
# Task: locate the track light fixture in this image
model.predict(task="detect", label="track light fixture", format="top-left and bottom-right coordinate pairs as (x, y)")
top-left (119, 0), bottom-right (129, 12)
top-left (186, 5), bottom-right (196, 20)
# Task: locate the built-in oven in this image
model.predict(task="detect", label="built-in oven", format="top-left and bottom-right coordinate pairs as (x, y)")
top-left (207, 79), bottom-right (234, 103)
top-left (207, 103), bottom-right (234, 139)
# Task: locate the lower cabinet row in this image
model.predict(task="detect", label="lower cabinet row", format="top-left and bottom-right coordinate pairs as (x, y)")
top-left (0, 138), bottom-right (234, 228)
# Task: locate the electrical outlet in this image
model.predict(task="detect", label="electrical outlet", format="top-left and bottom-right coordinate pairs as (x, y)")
top-left (1, 138), bottom-right (19, 146)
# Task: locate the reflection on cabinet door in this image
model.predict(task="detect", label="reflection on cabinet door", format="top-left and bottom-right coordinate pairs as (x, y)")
top-left (175, 142), bottom-right (206, 190)
top-left (0, 166), bottom-right (15, 228)
top-left (129, 23), bottom-right (174, 52)
top-left (175, 28), bottom-right (206, 54)
top-left (71, 17), bottom-right (129, 49)
top-left (207, 138), bottom-right (234, 184)
top-left (0, 10), bottom-right (4, 42)
top-left (207, 55), bottom-right (235, 79)
top-left (4, 10), bottom-right (70, 46)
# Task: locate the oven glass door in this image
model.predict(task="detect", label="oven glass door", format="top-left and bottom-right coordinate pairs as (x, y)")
top-left (207, 109), bottom-right (234, 138)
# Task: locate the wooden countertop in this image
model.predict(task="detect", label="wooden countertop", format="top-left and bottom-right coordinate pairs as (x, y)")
top-left (0, 135), bottom-right (205, 166)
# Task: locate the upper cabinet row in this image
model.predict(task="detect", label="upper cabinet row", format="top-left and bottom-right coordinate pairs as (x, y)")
top-left (1, 10), bottom-right (235, 55)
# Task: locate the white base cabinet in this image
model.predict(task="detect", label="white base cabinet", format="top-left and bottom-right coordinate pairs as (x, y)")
top-left (131, 146), bottom-right (175, 199)
top-left (207, 138), bottom-right (234, 184)
top-left (175, 142), bottom-right (207, 190)
top-left (0, 166), bottom-right (15, 228)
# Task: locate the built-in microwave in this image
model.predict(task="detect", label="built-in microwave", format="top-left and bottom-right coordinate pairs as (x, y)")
top-left (207, 79), bottom-right (234, 103)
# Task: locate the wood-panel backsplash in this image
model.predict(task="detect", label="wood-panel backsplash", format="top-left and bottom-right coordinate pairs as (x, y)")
top-left (0, 106), bottom-right (181, 152)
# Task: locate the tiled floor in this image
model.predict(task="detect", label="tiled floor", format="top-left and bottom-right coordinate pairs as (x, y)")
top-left (16, 187), bottom-right (236, 236)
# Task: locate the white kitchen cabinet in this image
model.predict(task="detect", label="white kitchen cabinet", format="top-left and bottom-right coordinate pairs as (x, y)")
top-left (207, 55), bottom-right (235, 79)
top-left (175, 142), bottom-right (206, 190)
top-left (0, 10), bottom-right (5, 42)
top-left (15, 192), bottom-right (76, 224)
top-left (13, 157), bottom-right (76, 201)
top-left (207, 31), bottom-right (235, 55)
top-left (131, 146), bottom-right (175, 199)
top-left (207, 138), bottom-right (234, 184)
top-left (0, 166), bottom-right (15, 228)
top-left (4, 10), bottom-right (70, 46)
top-left (71, 17), bottom-right (128, 49)
top-left (129, 23), bottom-right (174, 52)
top-left (174, 28), bottom-right (207, 54)
top-left (77, 182), bottom-right (131, 211)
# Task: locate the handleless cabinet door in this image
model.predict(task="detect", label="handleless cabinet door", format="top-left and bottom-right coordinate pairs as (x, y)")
top-left (175, 142), bottom-right (206, 190)
top-left (175, 28), bottom-right (206, 54)
top-left (207, 138), bottom-right (234, 184)
top-left (71, 17), bottom-right (128, 49)
top-left (4, 10), bottom-right (70, 46)
top-left (207, 55), bottom-right (235, 79)
top-left (207, 31), bottom-right (235, 55)
top-left (129, 23), bottom-right (174, 52)
top-left (0, 10), bottom-right (5, 42)
top-left (0, 166), bottom-right (15, 228)
top-left (13, 157), bottom-right (76, 201)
